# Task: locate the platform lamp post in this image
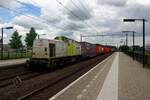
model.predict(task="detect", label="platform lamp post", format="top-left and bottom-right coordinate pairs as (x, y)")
top-left (123, 18), bottom-right (147, 68)
top-left (125, 33), bottom-right (128, 47)
top-left (1, 27), bottom-right (13, 60)
top-left (80, 34), bottom-right (82, 42)
top-left (122, 31), bottom-right (135, 60)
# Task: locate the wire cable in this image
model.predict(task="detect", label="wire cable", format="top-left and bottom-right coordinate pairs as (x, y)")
top-left (0, 4), bottom-right (67, 31)
top-left (70, 0), bottom-right (99, 32)
top-left (55, 0), bottom-right (99, 33)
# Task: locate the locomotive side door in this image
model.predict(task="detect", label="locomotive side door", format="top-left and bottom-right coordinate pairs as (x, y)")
top-left (49, 43), bottom-right (55, 57)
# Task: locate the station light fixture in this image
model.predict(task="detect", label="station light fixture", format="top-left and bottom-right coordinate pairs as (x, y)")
top-left (1, 26), bottom-right (13, 60)
top-left (123, 18), bottom-right (148, 67)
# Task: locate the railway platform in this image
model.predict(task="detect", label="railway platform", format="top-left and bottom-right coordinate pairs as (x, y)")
top-left (0, 58), bottom-right (28, 68)
top-left (49, 52), bottom-right (150, 100)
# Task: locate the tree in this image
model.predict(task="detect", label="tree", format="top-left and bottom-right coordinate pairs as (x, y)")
top-left (9, 30), bottom-right (23, 50)
top-left (25, 27), bottom-right (37, 49)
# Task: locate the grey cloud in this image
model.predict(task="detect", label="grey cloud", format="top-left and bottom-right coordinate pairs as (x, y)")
top-left (0, 0), bottom-right (22, 9)
top-left (46, 17), bottom-right (61, 24)
top-left (67, 7), bottom-right (92, 21)
top-left (93, 3), bottom-right (150, 36)
top-left (119, 4), bottom-right (150, 35)
top-left (12, 15), bottom-right (48, 30)
top-left (97, 0), bottom-right (127, 7)
top-left (96, 19), bottom-right (121, 29)
top-left (63, 22), bottom-right (84, 31)
top-left (41, 14), bottom-right (63, 24)
top-left (90, 18), bottom-right (123, 34)
top-left (120, 4), bottom-right (150, 19)
top-left (63, 0), bottom-right (93, 21)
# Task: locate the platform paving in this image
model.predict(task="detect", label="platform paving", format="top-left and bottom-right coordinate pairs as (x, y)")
top-left (96, 52), bottom-right (118, 100)
top-left (49, 53), bottom-right (116, 100)
top-left (49, 52), bottom-right (150, 100)
top-left (118, 52), bottom-right (150, 100)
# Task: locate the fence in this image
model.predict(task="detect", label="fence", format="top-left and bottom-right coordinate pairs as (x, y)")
top-left (124, 51), bottom-right (150, 67)
top-left (0, 51), bottom-right (31, 60)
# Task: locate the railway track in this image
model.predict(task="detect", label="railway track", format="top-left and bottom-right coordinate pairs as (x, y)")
top-left (0, 53), bottom-right (113, 100)
top-left (0, 64), bottom-right (53, 88)
top-left (0, 71), bottom-right (44, 87)
top-left (0, 70), bottom-right (32, 82)
top-left (16, 53), bottom-right (112, 100)
top-left (0, 64), bottom-right (27, 79)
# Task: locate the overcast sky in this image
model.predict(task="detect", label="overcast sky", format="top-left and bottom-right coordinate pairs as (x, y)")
top-left (0, 0), bottom-right (150, 46)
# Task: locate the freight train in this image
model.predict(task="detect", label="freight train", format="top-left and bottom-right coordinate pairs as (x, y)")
top-left (27, 36), bottom-right (115, 68)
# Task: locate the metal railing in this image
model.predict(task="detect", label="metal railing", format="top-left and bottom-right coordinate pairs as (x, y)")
top-left (124, 51), bottom-right (150, 68)
top-left (0, 51), bottom-right (31, 60)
